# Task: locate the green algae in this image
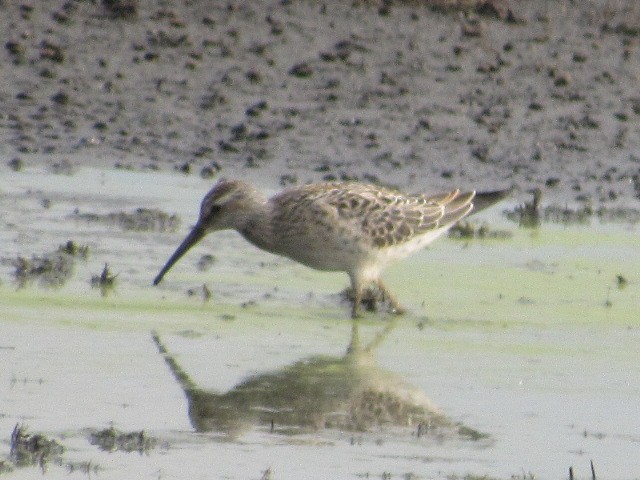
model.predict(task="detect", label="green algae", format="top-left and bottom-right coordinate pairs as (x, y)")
top-left (2, 221), bottom-right (638, 333)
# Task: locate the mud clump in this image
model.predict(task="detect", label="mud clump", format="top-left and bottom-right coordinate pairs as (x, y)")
top-left (89, 426), bottom-right (156, 454)
top-left (7, 157), bottom-right (24, 171)
top-left (13, 254), bottom-right (74, 288)
top-left (504, 188), bottom-right (640, 227)
top-left (72, 208), bottom-right (180, 232)
top-left (101, 0), bottom-right (138, 19)
top-left (595, 207), bottom-right (640, 224)
top-left (58, 239), bottom-right (89, 258)
top-left (2, 424), bottom-right (100, 476)
top-left (457, 425), bottom-right (491, 441)
top-left (448, 221), bottom-right (513, 239)
top-left (504, 198), bottom-right (640, 226)
top-left (616, 274), bottom-right (628, 290)
top-left (8, 424), bottom-right (64, 471)
top-left (197, 254), bottom-right (216, 272)
top-left (13, 241), bottom-right (88, 288)
top-left (186, 283), bottom-right (212, 302)
top-left (91, 263), bottom-right (117, 296)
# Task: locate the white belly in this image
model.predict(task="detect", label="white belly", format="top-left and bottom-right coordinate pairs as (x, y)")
top-left (370, 226), bottom-right (451, 269)
top-left (264, 223), bottom-right (451, 277)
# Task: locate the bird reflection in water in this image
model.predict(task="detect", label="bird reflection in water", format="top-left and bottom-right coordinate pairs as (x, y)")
top-left (152, 321), bottom-right (488, 442)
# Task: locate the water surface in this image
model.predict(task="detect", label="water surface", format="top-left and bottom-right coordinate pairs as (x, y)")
top-left (1, 167), bottom-right (639, 479)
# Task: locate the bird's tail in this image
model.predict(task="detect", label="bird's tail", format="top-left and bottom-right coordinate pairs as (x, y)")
top-left (470, 188), bottom-right (513, 215)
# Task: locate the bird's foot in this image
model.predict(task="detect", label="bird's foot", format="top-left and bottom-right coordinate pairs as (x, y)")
top-left (388, 303), bottom-right (407, 316)
top-left (343, 287), bottom-right (379, 317)
top-left (376, 280), bottom-right (406, 316)
top-left (344, 284), bottom-right (407, 318)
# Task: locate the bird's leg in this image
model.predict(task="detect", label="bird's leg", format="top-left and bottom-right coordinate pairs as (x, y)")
top-left (351, 285), bottom-right (364, 319)
top-left (349, 275), bottom-right (364, 319)
top-left (346, 319), bottom-right (361, 354)
top-left (376, 279), bottom-right (406, 315)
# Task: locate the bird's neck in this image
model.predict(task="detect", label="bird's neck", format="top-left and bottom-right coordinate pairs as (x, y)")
top-left (236, 204), bottom-right (277, 254)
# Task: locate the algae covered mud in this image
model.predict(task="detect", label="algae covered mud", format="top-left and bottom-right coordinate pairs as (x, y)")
top-left (1, 167), bottom-right (639, 479)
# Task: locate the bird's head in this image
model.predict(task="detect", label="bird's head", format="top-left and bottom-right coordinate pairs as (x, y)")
top-left (197, 179), bottom-right (263, 231)
top-left (153, 179), bottom-right (264, 285)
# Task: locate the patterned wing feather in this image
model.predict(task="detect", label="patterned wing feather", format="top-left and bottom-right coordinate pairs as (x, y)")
top-left (358, 188), bottom-right (476, 248)
top-left (275, 183), bottom-right (475, 249)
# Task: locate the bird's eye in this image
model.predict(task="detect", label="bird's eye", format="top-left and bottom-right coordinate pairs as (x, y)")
top-left (201, 203), bottom-right (221, 222)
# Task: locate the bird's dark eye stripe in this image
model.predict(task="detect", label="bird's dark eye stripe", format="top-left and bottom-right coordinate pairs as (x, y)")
top-left (202, 204), bottom-right (221, 221)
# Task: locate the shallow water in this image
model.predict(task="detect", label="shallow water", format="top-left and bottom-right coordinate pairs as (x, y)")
top-left (1, 168), bottom-right (639, 479)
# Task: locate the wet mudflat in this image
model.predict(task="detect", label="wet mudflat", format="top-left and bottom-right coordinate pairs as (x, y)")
top-left (1, 167), bottom-right (639, 479)
top-left (2, 0), bottom-right (640, 477)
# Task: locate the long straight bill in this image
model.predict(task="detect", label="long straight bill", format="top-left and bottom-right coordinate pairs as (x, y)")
top-left (153, 226), bottom-right (206, 285)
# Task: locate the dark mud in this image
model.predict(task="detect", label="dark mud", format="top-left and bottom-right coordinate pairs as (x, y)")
top-left (90, 263), bottom-right (117, 296)
top-left (8, 424), bottom-right (64, 471)
top-left (11, 240), bottom-right (89, 288)
top-left (448, 220), bottom-right (513, 239)
top-left (1, 0), bottom-right (640, 209)
top-left (504, 189), bottom-right (640, 226)
top-left (89, 426), bottom-right (156, 454)
top-left (2, 424), bottom-right (98, 476)
top-left (72, 208), bottom-right (180, 232)
top-left (1, 423), bottom-right (156, 476)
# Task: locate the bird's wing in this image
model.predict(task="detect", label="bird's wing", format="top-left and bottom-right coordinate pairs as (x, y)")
top-left (274, 183), bottom-right (475, 249)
